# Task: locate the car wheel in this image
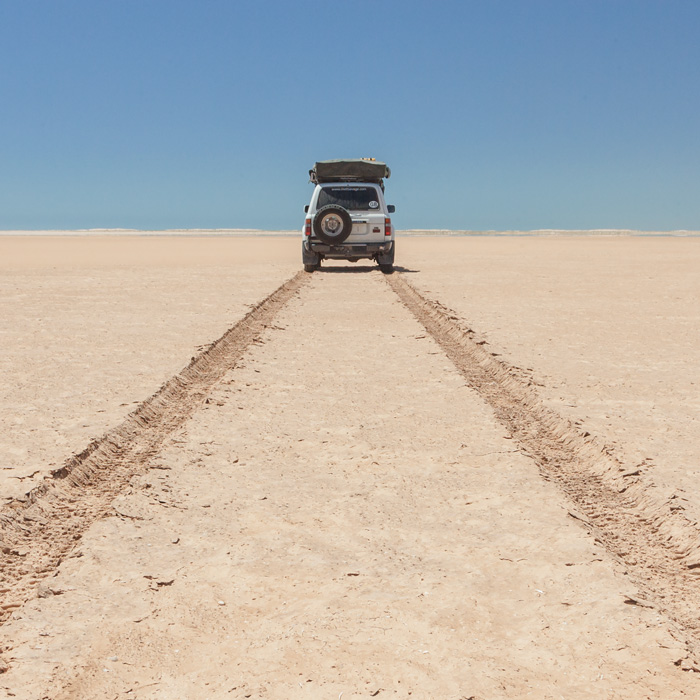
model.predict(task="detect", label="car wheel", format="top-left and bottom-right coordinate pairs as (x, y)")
top-left (302, 239), bottom-right (321, 271)
top-left (313, 205), bottom-right (352, 245)
top-left (378, 240), bottom-right (395, 273)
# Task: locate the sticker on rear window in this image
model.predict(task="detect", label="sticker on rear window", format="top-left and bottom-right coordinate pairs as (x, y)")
top-left (369, 200), bottom-right (379, 208)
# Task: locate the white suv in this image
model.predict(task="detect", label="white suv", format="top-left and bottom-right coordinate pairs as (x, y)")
top-left (302, 159), bottom-right (396, 273)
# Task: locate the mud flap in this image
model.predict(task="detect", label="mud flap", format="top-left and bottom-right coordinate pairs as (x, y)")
top-left (302, 240), bottom-right (321, 265)
top-left (377, 241), bottom-right (395, 266)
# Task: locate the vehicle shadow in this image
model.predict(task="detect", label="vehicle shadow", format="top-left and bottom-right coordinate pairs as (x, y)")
top-left (317, 264), bottom-right (420, 274)
top-left (318, 265), bottom-right (378, 274)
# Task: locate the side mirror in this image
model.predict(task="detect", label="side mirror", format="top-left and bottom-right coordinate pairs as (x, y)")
top-left (387, 205), bottom-right (395, 214)
top-left (304, 205), bottom-right (309, 213)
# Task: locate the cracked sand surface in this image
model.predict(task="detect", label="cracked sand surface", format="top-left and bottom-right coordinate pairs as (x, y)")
top-left (1, 265), bottom-right (695, 699)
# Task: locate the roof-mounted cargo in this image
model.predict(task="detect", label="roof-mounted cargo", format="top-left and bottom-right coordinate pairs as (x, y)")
top-left (309, 158), bottom-right (391, 185)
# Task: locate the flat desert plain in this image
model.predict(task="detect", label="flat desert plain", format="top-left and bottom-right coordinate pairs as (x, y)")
top-left (0, 233), bottom-right (699, 699)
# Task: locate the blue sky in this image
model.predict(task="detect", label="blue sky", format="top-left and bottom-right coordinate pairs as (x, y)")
top-left (1, 0), bottom-right (699, 230)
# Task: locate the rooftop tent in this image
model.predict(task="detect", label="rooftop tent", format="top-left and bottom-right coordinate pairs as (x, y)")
top-left (310, 159), bottom-right (391, 184)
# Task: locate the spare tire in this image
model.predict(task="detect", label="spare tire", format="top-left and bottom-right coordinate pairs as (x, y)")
top-left (313, 205), bottom-right (352, 245)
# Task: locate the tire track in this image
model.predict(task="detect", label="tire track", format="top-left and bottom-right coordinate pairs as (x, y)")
top-left (0, 271), bottom-right (309, 622)
top-left (387, 272), bottom-right (700, 662)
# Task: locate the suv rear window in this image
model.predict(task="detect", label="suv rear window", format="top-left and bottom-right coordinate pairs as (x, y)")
top-left (317, 187), bottom-right (380, 211)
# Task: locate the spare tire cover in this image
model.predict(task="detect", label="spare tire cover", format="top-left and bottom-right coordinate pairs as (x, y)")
top-left (313, 205), bottom-right (352, 245)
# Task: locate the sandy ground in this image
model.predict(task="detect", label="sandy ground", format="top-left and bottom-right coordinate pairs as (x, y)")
top-left (1, 234), bottom-right (699, 698)
top-left (0, 236), bottom-right (298, 499)
top-left (397, 236), bottom-right (700, 523)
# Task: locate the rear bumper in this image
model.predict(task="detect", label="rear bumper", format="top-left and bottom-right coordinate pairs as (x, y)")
top-left (306, 239), bottom-right (393, 259)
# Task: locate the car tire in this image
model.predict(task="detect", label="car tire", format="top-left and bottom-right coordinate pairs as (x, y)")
top-left (313, 205), bottom-right (352, 245)
top-left (302, 239), bottom-right (321, 272)
top-left (377, 240), bottom-right (395, 273)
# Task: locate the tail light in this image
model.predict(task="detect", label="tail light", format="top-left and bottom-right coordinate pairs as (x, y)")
top-left (385, 217), bottom-right (392, 236)
top-left (304, 219), bottom-right (311, 237)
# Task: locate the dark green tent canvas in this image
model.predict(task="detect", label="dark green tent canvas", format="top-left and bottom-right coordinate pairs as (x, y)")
top-left (310, 159), bottom-right (391, 184)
